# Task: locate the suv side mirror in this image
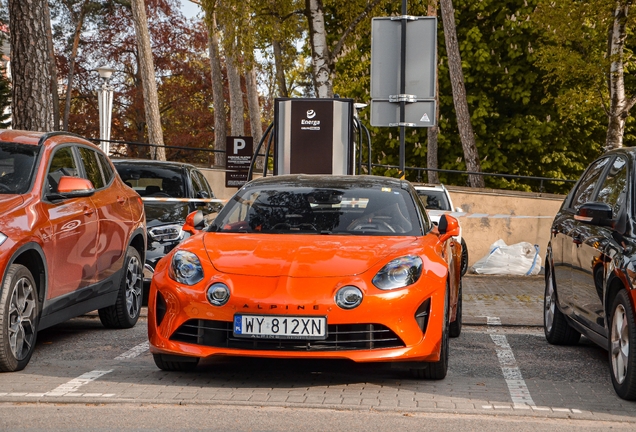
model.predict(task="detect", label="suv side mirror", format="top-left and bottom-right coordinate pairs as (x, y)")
top-left (47, 176), bottom-right (95, 200)
top-left (574, 202), bottom-right (614, 227)
top-left (183, 210), bottom-right (205, 234)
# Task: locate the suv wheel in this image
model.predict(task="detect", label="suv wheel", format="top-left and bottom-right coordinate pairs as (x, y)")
top-left (460, 238), bottom-right (468, 276)
top-left (609, 290), bottom-right (636, 400)
top-left (544, 262), bottom-right (580, 345)
top-left (99, 246), bottom-right (143, 329)
top-left (449, 280), bottom-right (462, 338)
top-left (0, 264), bottom-right (39, 372)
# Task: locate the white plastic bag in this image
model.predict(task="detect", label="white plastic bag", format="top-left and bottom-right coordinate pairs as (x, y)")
top-left (471, 239), bottom-right (542, 276)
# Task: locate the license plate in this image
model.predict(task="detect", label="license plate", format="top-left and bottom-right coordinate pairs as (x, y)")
top-left (233, 314), bottom-right (327, 340)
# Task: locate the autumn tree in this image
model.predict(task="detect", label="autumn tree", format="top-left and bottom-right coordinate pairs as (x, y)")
top-left (535, 0), bottom-right (636, 152)
top-left (8, 0), bottom-right (54, 131)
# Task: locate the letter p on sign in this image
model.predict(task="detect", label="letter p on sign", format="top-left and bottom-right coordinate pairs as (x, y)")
top-left (233, 138), bottom-right (246, 154)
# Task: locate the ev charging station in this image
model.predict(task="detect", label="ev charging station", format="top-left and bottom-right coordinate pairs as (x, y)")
top-left (273, 98), bottom-right (355, 176)
top-left (248, 97), bottom-right (371, 180)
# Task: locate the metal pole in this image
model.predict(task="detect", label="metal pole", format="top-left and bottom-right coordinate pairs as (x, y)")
top-left (97, 79), bottom-right (113, 156)
top-left (399, 0), bottom-right (407, 179)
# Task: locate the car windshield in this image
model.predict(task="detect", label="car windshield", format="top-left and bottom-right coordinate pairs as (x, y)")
top-left (115, 164), bottom-right (185, 198)
top-left (417, 190), bottom-right (450, 210)
top-left (0, 142), bottom-right (40, 194)
top-left (210, 184), bottom-right (422, 236)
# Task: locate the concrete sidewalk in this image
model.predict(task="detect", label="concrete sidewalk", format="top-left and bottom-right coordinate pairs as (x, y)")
top-left (463, 274), bottom-right (544, 327)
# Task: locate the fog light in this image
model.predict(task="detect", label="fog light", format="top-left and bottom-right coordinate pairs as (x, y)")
top-left (335, 286), bottom-right (363, 310)
top-left (207, 283), bottom-right (230, 306)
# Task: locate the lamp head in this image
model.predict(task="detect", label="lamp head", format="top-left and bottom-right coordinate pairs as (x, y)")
top-left (96, 66), bottom-right (115, 80)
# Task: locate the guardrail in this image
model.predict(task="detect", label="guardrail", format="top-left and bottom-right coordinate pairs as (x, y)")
top-left (91, 138), bottom-right (577, 194)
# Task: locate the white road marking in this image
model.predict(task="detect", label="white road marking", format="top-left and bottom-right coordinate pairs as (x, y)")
top-left (44, 370), bottom-right (112, 397)
top-left (115, 341), bottom-right (150, 360)
top-left (487, 316), bottom-right (536, 408)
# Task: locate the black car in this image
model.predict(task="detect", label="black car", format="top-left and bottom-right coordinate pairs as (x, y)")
top-left (545, 148), bottom-right (636, 400)
top-left (112, 159), bottom-right (223, 281)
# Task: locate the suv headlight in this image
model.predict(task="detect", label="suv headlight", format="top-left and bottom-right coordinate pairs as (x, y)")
top-left (169, 250), bottom-right (204, 285)
top-left (372, 255), bottom-right (423, 290)
top-left (0, 232), bottom-right (6, 246)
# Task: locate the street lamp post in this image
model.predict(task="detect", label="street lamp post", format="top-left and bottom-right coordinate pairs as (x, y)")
top-left (96, 66), bottom-right (115, 155)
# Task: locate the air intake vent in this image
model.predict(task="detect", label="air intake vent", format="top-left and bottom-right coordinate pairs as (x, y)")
top-left (170, 320), bottom-right (405, 351)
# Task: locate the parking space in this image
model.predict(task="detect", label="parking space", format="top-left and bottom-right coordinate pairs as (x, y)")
top-left (0, 276), bottom-right (634, 424)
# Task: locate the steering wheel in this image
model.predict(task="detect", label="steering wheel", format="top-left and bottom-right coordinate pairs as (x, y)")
top-left (148, 192), bottom-right (172, 197)
top-left (350, 219), bottom-right (395, 233)
top-left (0, 183), bottom-right (11, 193)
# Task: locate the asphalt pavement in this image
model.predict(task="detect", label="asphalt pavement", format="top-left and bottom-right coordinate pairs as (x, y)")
top-left (463, 274), bottom-right (544, 327)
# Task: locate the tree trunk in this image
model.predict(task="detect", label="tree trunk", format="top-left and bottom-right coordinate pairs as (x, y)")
top-left (226, 49), bottom-right (245, 136)
top-left (44, 0), bottom-right (60, 130)
top-left (305, 0), bottom-right (333, 98)
top-left (130, 0), bottom-right (165, 160)
top-left (207, 13), bottom-right (227, 167)
top-left (246, 65), bottom-right (262, 145)
top-left (440, 0), bottom-right (483, 188)
top-left (8, 0), bottom-right (54, 131)
top-left (427, 0), bottom-right (440, 184)
top-left (272, 39), bottom-right (289, 97)
top-left (63, 0), bottom-right (89, 132)
top-left (605, 1), bottom-right (630, 151)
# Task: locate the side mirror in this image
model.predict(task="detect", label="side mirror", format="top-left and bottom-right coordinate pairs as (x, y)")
top-left (183, 210), bottom-right (205, 234)
top-left (574, 202), bottom-right (614, 227)
top-left (438, 214), bottom-right (460, 242)
top-left (47, 176), bottom-right (95, 200)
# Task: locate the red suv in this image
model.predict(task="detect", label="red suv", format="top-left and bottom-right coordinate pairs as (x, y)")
top-left (0, 130), bottom-right (146, 372)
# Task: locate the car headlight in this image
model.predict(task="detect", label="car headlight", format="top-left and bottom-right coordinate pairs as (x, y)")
top-left (0, 232), bottom-right (6, 247)
top-left (372, 255), bottom-right (423, 290)
top-left (169, 250), bottom-right (204, 285)
top-left (148, 224), bottom-right (184, 242)
top-left (207, 283), bottom-right (230, 306)
top-left (335, 285), bottom-right (363, 309)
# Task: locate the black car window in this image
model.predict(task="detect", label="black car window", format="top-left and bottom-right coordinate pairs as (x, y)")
top-left (0, 142), bottom-right (40, 194)
top-left (193, 170), bottom-right (214, 199)
top-left (78, 147), bottom-right (105, 189)
top-left (46, 146), bottom-right (79, 193)
top-left (114, 163), bottom-right (185, 197)
top-left (570, 158), bottom-right (610, 210)
top-left (595, 156), bottom-right (627, 218)
top-left (417, 189), bottom-right (450, 210)
top-left (97, 152), bottom-right (114, 184)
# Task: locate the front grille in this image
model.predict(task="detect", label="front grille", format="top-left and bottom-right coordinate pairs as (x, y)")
top-left (170, 319), bottom-right (405, 351)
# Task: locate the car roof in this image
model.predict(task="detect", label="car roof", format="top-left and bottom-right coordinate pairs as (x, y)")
top-left (0, 129), bottom-right (96, 147)
top-left (111, 158), bottom-right (197, 170)
top-left (412, 183), bottom-right (448, 191)
top-left (247, 174), bottom-right (411, 189)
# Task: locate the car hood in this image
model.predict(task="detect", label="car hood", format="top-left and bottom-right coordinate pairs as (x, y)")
top-left (144, 202), bottom-right (190, 227)
top-left (202, 233), bottom-right (426, 277)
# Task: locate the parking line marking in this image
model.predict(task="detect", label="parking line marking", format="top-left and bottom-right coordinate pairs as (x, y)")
top-left (44, 370), bottom-right (112, 397)
top-left (487, 316), bottom-right (536, 408)
top-left (115, 341), bottom-right (149, 360)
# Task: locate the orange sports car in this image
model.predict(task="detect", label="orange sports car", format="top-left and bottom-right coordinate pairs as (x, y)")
top-left (148, 175), bottom-right (462, 379)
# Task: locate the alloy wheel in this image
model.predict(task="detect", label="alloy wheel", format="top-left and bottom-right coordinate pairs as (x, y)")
top-left (125, 255), bottom-right (143, 318)
top-left (8, 276), bottom-right (37, 361)
top-left (544, 272), bottom-right (555, 333)
top-left (611, 304), bottom-right (630, 385)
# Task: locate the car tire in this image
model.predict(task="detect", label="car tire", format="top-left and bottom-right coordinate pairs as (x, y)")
top-left (99, 246), bottom-right (143, 329)
top-left (609, 290), bottom-right (636, 400)
top-left (449, 280), bottom-right (462, 338)
top-left (411, 287), bottom-right (449, 380)
top-left (0, 264), bottom-right (39, 372)
top-left (460, 238), bottom-right (468, 277)
top-left (153, 354), bottom-right (199, 372)
top-left (544, 262), bottom-right (580, 345)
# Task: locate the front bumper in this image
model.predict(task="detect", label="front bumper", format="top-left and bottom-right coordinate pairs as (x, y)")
top-left (147, 268), bottom-right (447, 364)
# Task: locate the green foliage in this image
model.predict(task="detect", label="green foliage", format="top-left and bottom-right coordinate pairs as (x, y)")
top-left (334, 0), bottom-right (606, 193)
